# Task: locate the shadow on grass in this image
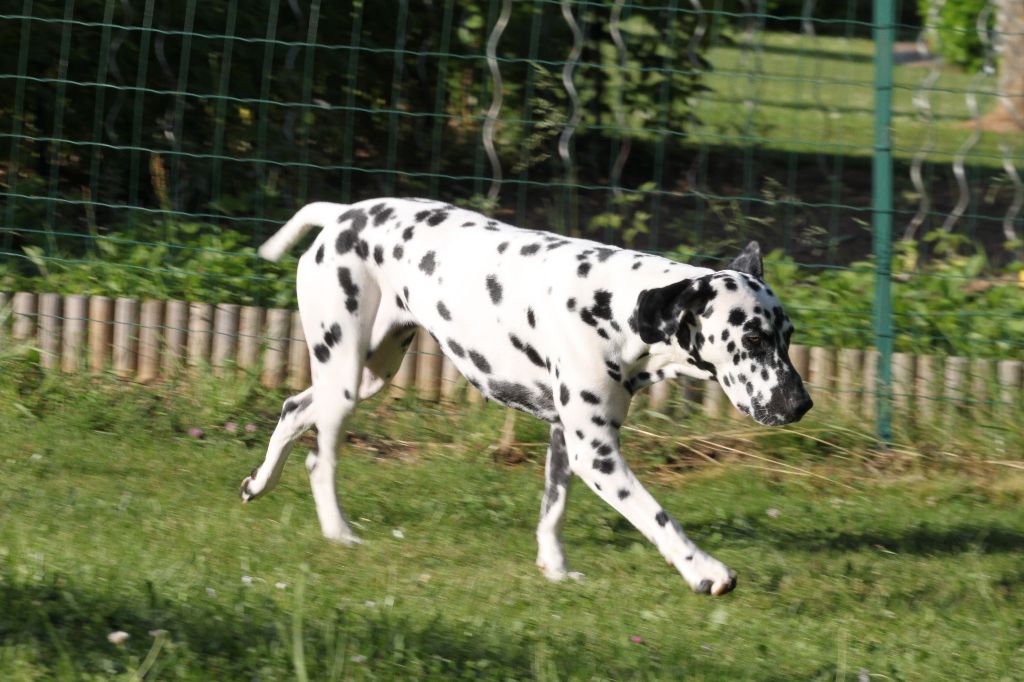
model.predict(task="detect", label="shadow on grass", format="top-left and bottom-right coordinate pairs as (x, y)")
top-left (716, 521), bottom-right (1024, 555)
top-left (0, 575), bottom-right (775, 680)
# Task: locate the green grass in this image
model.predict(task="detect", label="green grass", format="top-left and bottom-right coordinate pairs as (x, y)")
top-left (694, 32), bottom-right (1018, 166)
top-left (0, 365), bottom-right (1022, 680)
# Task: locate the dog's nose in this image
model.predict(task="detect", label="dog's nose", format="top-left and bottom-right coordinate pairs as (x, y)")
top-left (793, 395), bottom-right (813, 421)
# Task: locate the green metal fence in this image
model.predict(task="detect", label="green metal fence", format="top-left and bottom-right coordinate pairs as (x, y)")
top-left (1, 0), bottom-right (1021, 443)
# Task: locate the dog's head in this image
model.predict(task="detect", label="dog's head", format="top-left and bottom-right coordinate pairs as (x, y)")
top-left (635, 242), bottom-right (812, 426)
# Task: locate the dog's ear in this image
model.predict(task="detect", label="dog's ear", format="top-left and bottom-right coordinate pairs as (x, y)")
top-left (634, 276), bottom-right (713, 345)
top-left (725, 241), bottom-right (763, 280)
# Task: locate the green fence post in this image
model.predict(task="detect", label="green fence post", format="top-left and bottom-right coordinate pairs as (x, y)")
top-left (872, 0), bottom-right (895, 443)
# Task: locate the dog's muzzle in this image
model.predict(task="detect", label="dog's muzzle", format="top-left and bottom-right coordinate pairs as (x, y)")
top-left (752, 380), bottom-right (813, 426)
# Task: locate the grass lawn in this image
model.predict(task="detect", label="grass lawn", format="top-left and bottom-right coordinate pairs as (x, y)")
top-left (0, 365), bottom-right (1021, 680)
top-left (693, 31), bottom-right (1017, 166)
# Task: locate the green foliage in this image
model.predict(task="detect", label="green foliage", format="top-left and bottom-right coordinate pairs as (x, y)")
top-left (586, 183), bottom-right (655, 248)
top-left (2, 222), bottom-right (299, 307)
top-left (918, 0), bottom-right (992, 71)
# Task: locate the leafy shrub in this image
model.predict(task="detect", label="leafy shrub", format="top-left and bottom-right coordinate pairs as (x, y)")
top-left (918, 0), bottom-right (992, 71)
top-left (2, 223), bottom-right (299, 308)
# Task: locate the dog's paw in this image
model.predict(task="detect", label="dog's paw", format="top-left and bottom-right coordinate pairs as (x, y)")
top-left (324, 532), bottom-right (364, 548)
top-left (693, 571), bottom-right (737, 596)
top-left (537, 562), bottom-right (584, 583)
top-left (680, 552), bottom-right (737, 596)
top-left (239, 468), bottom-right (260, 503)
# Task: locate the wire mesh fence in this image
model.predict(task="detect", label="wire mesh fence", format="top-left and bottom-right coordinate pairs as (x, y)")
top-left (1, 0), bottom-right (1021, 443)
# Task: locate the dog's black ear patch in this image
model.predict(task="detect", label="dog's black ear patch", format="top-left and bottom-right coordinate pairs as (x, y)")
top-left (634, 276), bottom-right (718, 345)
top-left (634, 279), bottom-right (691, 344)
top-left (726, 241), bottom-right (763, 280)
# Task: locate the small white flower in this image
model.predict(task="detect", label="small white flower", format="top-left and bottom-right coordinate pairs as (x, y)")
top-left (364, 600), bottom-right (377, 609)
top-left (107, 630), bottom-right (130, 646)
top-left (384, 595), bottom-right (395, 608)
top-left (29, 453), bottom-right (43, 462)
top-left (766, 508), bottom-right (781, 519)
top-left (205, 587), bottom-right (216, 597)
top-left (350, 654), bottom-right (367, 664)
top-left (391, 528), bottom-right (404, 539)
top-left (275, 581), bottom-right (287, 590)
top-left (241, 575), bottom-right (253, 585)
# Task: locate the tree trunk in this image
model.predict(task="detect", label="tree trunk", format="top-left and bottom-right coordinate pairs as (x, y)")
top-left (980, 0), bottom-right (1024, 131)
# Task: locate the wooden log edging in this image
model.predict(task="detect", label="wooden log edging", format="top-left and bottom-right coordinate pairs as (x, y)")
top-left (1, 292), bottom-right (1021, 425)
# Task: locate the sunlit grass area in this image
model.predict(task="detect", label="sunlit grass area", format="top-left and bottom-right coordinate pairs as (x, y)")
top-left (0, 362), bottom-right (1021, 680)
top-left (693, 32), bottom-right (1016, 166)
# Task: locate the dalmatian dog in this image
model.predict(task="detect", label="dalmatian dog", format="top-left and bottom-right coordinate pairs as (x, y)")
top-left (240, 198), bottom-right (812, 596)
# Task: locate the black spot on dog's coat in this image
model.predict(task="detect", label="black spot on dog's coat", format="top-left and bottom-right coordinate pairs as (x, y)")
top-left (426, 210), bottom-right (449, 226)
top-left (469, 350), bottom-right (492, 374)
top-left (393, 244), bottom-right (404, 260)
top-left (527, 308), bottom-right (536, 328)
top-left (655, 510), bottom-right (670, 527)
top-left (509, 334), bottom-right (545, 368)
top-left (337, 208), bottom-right (368, 231)
top-left (728, 308), bottom-right (747, 326)
top-left (577, 262), bottom-right (591, 278)
top-left (323, 323), bottom-right (342, 348)
top-left (580, 390), bottom-right (600, 405)
top-left (335, 230), bottom-right (358, 254)
top-left (593, 458), bottom-right (615, 475)
top-left (281, 393), bottom-right (312, 418)
top-left (559, 384), bottom-right (570, 406)
top-left (592, 290), bottom-right (613, 320)
top-left (419, 251), bottom-right (437, 275)
top-left (486, 275), bottom-right (503, 304)
top-left (437, 301), bottom-right (452, 321)
top-left (315, 244), bottom-right (325, 264)
top-left (337, 268), bottom-right (359, 296)
top-left (373, 245), bottom-right (385, 265)
top-left (355, 240), bottom-right (369, 260)
top-left (448, 339), bottom-right (465, 357)
top-left (520, 243), bottom-right (541, 256)
top-left (313, 343), bottom-right (330, 363)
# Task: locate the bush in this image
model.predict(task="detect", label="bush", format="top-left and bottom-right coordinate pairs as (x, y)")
top-left (918, 0), bottom-right (992, 71)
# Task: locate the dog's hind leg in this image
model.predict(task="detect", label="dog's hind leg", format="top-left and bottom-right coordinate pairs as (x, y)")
top-left (300, 261), bottom-right (384, 546)
top-left (240, 387), bottom-right (315, 502)
top-left (536, 424), bottom-right (580, 581)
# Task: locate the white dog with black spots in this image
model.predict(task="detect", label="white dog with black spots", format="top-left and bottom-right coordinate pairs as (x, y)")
top-left (240, 198), bottom-right (812, 597)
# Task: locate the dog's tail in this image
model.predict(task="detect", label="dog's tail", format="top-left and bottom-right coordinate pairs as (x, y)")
top-left (258, 202), bottom-right (347, 262)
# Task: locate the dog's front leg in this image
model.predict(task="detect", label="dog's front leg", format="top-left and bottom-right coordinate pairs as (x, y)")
top-left (560, 405), bottom-right (736, 596)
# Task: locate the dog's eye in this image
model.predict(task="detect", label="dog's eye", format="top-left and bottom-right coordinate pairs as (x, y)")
top-left (744, 333), bottom-right (763, 346)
